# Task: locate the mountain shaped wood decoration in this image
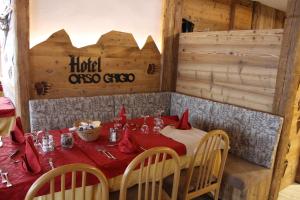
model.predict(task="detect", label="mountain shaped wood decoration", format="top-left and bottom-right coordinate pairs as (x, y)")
top-left (29, 29), bottom-right (161, 99)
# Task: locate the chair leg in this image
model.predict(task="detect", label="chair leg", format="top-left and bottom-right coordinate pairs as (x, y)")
top-left (214, 189), bottom-right (220, 200)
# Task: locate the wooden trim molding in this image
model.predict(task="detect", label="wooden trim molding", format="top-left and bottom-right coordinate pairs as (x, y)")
top-left (270, 0), bottom-right (300, 199)
top-left (161, 0), bottom-right (183, 91)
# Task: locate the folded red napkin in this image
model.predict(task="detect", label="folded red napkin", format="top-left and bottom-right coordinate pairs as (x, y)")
top-left (175, 109), bottom-right (192, 130)
top-left (119, 105), bottom-right (127, 126)
top-left (21, 137), bottom-right (42, 174)
top-left (10, 117), bottom-right (25, 144)
top-left (118, 128), bottom-right (138, 154)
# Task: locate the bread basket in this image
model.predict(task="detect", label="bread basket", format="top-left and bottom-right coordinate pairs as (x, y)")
top-left (74, 120), bottom-right (101, 142)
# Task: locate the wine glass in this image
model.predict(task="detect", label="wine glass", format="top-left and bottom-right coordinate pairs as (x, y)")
top-left (152, 109), bottom-right (164, 133)
top-left (140, 115), bottom-right (149, 134)
top-left (153, 118), bottom-right (162, 134)
top-left (113, 117), bottom-right (122, 132)
top-left (123, 113), bottom-right (132, 131)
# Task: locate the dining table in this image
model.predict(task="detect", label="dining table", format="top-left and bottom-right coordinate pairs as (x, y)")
top-left (0, 97), bottom-right (16, 136)
top-left (0, 116), bottom-right (214, 200)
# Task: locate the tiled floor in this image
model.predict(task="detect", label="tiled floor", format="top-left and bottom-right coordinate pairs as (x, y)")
top-left (278, 183), bottom-right (300, 200)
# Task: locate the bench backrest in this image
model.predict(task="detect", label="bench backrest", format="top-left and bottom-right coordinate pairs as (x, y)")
top-left (170, 93), bottom-right (283, 168)
top-left (29, 92), bottom-right (283, 168)
top-left (29, 92), bottom-right (171, 131)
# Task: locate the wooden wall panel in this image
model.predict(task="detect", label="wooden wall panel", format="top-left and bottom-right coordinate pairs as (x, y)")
top-left (182, 0), bottom-right (231, 31)
top-left (231, 0), bottom-right (253, 30)
top-left (176, 29), bottom-right (283, 112)
top-left (182, 0), bottom-right (285, 32)
top-left (29, 30), bottom-right (161, 99)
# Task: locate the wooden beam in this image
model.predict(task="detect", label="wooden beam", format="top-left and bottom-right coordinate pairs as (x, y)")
top-left (270, 0), bottom-right (300, 199)
top-left (161, 0), bottom-right (183, 91)
top-left (14, 0), bottom-right (30, 131)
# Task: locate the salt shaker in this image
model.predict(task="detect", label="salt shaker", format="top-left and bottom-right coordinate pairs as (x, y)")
top-left (109, 128), bottom-right (117, 143)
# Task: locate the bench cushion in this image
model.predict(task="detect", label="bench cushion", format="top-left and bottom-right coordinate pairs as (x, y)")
top-left (220, 154), bottom-right (272, 200)
top-left (222, 154), bottom-right (272, 190)
top-left (170, 92), bottom-right (283, 168)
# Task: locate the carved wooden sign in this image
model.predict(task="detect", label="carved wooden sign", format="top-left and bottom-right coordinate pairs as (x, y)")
top-left (29, 30), bottom-right (161, 99)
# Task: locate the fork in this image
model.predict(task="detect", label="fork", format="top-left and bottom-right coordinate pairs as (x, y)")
top-left (105, 150), bottom-right (117, 160)
top-left (3, 173), bottom-right (12, 187)
top-left (0, 169), bottom-right (7, 184)
top-left (97, 148), bottom-right (115, 160)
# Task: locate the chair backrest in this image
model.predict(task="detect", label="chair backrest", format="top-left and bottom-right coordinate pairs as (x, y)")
top-left (119, 147), bottom-right (181, 200)
top-left (25, 163), bottom-right (109, 200)
top-left (184, 130), bottom-right (229, 200)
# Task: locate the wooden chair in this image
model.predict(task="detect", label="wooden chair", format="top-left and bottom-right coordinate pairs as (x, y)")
top-left (183, 130), bottom-right (229, 200)
top-left (119, 147), bottom-right (181, 200)
top-left (25, 163), bottom-right (109, 200)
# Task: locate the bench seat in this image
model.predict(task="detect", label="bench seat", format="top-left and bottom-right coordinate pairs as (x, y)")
top-left (220, 154), bottom-right (272, 200)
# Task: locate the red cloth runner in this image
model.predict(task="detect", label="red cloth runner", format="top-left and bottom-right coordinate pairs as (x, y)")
top-left (22, 137), bottom-right (42, 174)
top-left (175, 109), bottom-right (192, 130)
top-left (10, 117), bottom-right (26, 144)
top-left (0, 97), bottom-right (15, 118)
top-left (0, 116), bottom-right (184, 199)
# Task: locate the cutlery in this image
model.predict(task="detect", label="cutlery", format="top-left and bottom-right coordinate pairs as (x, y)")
top-left (48, 158), bottom-right (55, 169)
top-left (97, 148), bottom-right (114, 159)
top-left (105, 151), bottom-right (117, 160)
top-left (9, 149), bottom-right (19, 158)
top-left (3, 173), bottom-right (12, 187)
top-left (0, 136), bottom-right (3, 147)
top-left (106, 144), bottom-right (118, 147)
top-left (13, 160), bottom-right (20, 164)
top-left (0, 169), bottom-right (7, 184)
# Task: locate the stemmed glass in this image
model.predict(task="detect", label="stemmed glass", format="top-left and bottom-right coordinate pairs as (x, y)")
top-left (140, 115), bottom-right (150, 134)
top-left (122, 113), bottom-right (132, 131)
top-left (113, 117), bottom-right (122, 132)
top-left (153, 109), bottom-right (164, 133)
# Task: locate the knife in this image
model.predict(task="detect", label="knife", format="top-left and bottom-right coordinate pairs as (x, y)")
top-left (0, 136), bottom-right (3, 148)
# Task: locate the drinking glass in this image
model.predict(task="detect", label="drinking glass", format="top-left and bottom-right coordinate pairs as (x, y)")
top-left (153, 118), bottom-right (162, 133)
top-left (140, 115), bottom-right (149, 134)
top-left (113, 117), bottom-right (122, 132)
top-left (123, 113), bottom-right (132, 131)
top-left (153, 109), bottom-right (164, 133)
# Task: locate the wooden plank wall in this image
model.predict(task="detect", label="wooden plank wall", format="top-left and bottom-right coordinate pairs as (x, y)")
top-left (182, 0), bottom-right (285, 32)
top-left (176, 29), bottom-right (283, 112)
top-left (29, 30), bottom-right (161, 99)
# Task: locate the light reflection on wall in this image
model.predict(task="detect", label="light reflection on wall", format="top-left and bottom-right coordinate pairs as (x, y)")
top-left (29, 0), bottom-right (162, 51)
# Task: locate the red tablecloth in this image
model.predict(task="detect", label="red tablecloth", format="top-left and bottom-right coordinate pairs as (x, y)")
top-left (0, 97), bottom-right (15, 118)
top-left (0, 116), bottom-right (184, 200)
top-left (73, 116), bottom-right (185, 178)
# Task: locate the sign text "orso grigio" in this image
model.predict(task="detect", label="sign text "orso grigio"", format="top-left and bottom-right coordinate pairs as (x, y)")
top-left (68, 55), bottom-right (135, 84)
